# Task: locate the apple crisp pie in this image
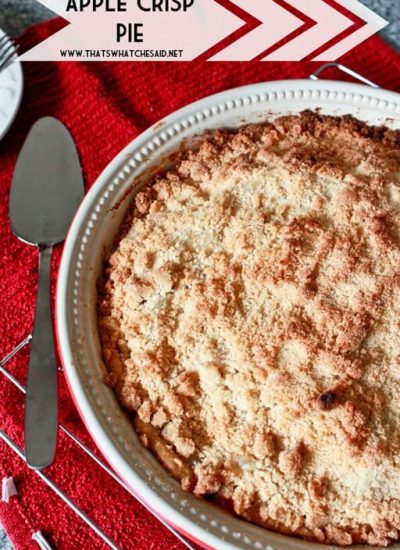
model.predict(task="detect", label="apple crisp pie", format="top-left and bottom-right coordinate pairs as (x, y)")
top-left (98, 111), bottom-right (400, 546)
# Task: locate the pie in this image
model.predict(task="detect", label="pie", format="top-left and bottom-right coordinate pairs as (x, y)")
top-left (98, 111), bottom-right (400, 546)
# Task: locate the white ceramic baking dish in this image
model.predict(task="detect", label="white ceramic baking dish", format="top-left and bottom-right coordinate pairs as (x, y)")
top-left (56, 76), bottom-right (400, 550)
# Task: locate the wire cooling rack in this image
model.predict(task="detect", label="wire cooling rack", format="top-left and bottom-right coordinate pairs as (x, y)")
top-left (0, 335), bottom-right (197, 550)
top-left (0, 62), bottom-right (378, 550)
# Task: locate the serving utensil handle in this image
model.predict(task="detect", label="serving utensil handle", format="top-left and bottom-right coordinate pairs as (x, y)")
top-left (24, 245), bottom-right (58, 469)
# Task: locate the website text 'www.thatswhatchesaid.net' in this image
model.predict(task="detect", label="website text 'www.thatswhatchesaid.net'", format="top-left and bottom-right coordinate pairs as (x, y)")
top-left (60, 48), bottom-right (184, 58)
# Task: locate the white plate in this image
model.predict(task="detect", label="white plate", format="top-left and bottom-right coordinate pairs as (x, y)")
top-left (0, 29), bottom-right (23, 140)
top-left (57, 79), bottom-right (400, 550)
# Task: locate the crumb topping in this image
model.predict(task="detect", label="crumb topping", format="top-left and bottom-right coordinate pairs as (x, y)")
top-left (98, 111), bottom-right (400, 546)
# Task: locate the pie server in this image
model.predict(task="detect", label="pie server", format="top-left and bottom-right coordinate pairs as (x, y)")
top-left (9, 117), bottom-right (84, 469)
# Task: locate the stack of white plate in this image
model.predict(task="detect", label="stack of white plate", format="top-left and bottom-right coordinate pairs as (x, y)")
top-left (0, 28), bottom-right (23, 140)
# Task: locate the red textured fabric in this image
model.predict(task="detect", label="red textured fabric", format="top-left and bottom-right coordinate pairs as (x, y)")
top-left (0, 18), bottom-right (399, 550)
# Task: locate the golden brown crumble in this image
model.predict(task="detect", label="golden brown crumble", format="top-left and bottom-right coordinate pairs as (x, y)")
top-left (98, 111), bottom-right (400, 546)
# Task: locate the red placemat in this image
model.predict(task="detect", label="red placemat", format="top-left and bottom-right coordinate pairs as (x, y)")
top-left (0, 18), bottom-right (399, 550)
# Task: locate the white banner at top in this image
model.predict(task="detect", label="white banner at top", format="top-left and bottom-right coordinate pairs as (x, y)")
top-left (18, 0), bottom-right (389, 62)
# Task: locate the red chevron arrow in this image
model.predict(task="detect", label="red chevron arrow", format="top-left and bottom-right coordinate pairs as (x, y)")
top-left (208, 0), bottom-right (388, 62)
top-left (253, 0), bottom-right (316, 61)
top-left (210, 0), bottom-right (312, 61)
top-left (263, 0), bottom-right (356, 61)
top-left (313, 0), bottom-right (388, 61)
top-left (195, 0), bottom-right (261, 62)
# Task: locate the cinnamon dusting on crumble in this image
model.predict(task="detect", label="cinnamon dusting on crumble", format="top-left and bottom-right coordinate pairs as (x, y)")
top-left (98, 111), bottom-right (400, 547)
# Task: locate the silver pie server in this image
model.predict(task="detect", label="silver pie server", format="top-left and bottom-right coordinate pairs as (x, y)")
top-left (9, 117), bottom-right (84, 469)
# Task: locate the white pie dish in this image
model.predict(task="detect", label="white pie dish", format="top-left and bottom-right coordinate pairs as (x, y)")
top-left (56, 78), bottom-right (400, 550)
